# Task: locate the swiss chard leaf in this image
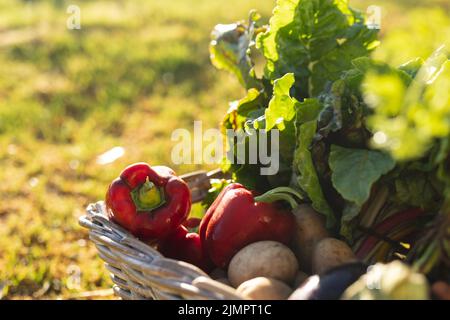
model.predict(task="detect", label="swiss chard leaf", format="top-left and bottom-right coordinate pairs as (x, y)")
top-left (210, 11), bottom-right (262, 90)
top-left (329, 145), bottom-right (395, 206)
top-left (391, 171), bottom-right (442, 210)
top-left (256, 0), bottom-right (379, 99)
top-left (329, 145), bottom-right (396, 240)
top-left (237, 73), bottom-right (300, 187)
top-left (294, 100), bottom-right (335, 227)
top-left (398, 57), bottom-right (424, 78)
top-left (297, 98), bottom-right (323, 124)
top-left (220, 88), bottom-right (272, 191)
top-left (222, 88), bottom-right (266, 131)
top-left (365, 46), bottom-right (450, 160)
top-left (314, 66), bottom-right (370, 147)
top-left (340, 201), bottom-right (361, 242)
top-left (265, 73), bottom-right (298, 131)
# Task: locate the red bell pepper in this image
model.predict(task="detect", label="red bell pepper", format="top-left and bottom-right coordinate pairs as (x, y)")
top-left (105, 162), bottom-right (191, 241)
top-left (183, 217), bottom-right (202, 229)
top-left (199, 183), bottom-right (301, 268)
top-left (158, 225), bottom-right (213, 272)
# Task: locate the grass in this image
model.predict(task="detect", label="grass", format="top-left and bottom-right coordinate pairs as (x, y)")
top-left (0, 0), bottom-right (448, 299)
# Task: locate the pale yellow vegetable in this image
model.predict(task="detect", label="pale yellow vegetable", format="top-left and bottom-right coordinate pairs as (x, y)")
top-left (228, 241), bottom-right (298, 287)
top-left (237, 277), bottom-right (293, 300)
top-left (290, 204), bottom-right (329, 272)
top-left (312, 237), bottom-right (356, 274)
top-left (342, 261), bottom-right (429, 300)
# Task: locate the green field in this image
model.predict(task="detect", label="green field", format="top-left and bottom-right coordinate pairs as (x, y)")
top-left (0, 0), bottom-right (448, 299)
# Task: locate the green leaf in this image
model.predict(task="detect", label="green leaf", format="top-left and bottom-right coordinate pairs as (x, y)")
top-left (391, 171), bottom-right (442, 210)
top-left (398, 57), bottom-right (424, 78)
top-left (294, 116), bottom-right (335, 227)
top-left (220, 88), bottom-right (274, 191)
top-left (221, 138), bottom-right (272, 192)
top-left (365, 46), bottom-right (450, 161)
top-left (329, 145), bottom-right (395, 206)
top-left (340, 201), bottom-right (361, 242)
top-left (352, 57), bottom-right (414, 85)
top-left (296, 98), bottom-right (323, 124)
top-left (256, 0), bottom-right (378, 98)
top-left (210, 20), bottom-right (261, 89)
top-left (201, 178), bottom-right (233, 208)
top-left (222, 88), bottom-right (265, 131)
top-left (314, 67), bottom-right (369, 147)
top-left (265, 73), bottom-right (298, 130)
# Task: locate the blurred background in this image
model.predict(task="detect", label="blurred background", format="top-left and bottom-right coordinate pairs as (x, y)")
top-left (0, 0), bottom-right (448, 299)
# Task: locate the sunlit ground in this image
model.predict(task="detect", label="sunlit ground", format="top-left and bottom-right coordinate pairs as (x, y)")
top-left (0, 0), bottom-right (448, 299)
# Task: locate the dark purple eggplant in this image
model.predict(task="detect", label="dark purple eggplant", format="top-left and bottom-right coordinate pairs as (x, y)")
top-left (289, 262), bottom-right (367, 300)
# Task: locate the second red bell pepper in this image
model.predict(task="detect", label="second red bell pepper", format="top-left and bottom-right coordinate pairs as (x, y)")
top-left (199, 183), bottom-right (302, 268)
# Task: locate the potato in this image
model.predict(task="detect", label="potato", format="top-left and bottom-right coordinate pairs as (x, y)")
top-left (228, 241), bottom-right (298, 287)
top-left (312, 238), bottom-right (356, 275)
top-left (290, 204), bottom-right (329, 272)
top-left (237, 277), bottom-right (293, 300)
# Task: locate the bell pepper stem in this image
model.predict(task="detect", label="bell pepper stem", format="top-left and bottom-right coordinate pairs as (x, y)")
top-left (131, 177), bottom-right (165, 211)
top-left (254, 186), bottom-right (303, 209)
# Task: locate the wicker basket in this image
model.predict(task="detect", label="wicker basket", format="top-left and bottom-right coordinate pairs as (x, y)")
top-left (78, 169), bottom-right (243, 300)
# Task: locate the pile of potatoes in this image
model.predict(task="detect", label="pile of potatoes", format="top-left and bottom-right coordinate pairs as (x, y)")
top-left (208, 204), bottom-right (358, 300)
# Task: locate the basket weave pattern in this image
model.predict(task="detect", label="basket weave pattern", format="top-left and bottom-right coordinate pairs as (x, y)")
top-left (79, 170), bottom-right (242, 300)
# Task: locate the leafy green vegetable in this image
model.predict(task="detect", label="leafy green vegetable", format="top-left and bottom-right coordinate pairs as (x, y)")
top-left (294, 100), bottom-right (335, 227)
top-left (365, 46), bottom-right (450, 160)
top-left (329, 145), bottom-right (395, 206)
top-left (314, 65), bottom-right (370, 147)
top-left (210, 1), bottom-right (449, 274)
top-left (296, 98), bottom-right (323, 124)
top-left (220, 87), bottom-right (272, 190)
top-left (327, 144), bottom-right (395, 241)
top-left (221, 85), bottom-right (296, 190)
top-left (391, 170), bottom-right (442, 210)
top-left (398, 58), bottom-right (424, 78)
top-left (360, 47), bottom-right (450, 273)
top-left (257, 0), bottom-right (379, 98)
top-left (343, 261), bottom-right (430, 300)
top-left (202, 178), bottom-right (233, 208)
top-left (265, 73), bottom-right (298, 131)
top-left (222, 88), bottom-right (265, 131)
top-left (209, 11), bottom-right (262, 89)
top-left (340, 202), bottom-right (361, 242)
